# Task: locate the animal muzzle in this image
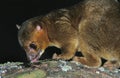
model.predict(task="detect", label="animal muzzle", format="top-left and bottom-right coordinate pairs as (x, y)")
top-left (26, 49), bottom-right (44, 63)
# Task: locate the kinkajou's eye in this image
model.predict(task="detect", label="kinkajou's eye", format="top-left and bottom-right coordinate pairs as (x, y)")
top-left (29, 43), bottom-right (37, 50)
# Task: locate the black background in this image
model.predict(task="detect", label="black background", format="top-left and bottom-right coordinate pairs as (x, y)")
top-left (0, 0), bottom-right (81, 63)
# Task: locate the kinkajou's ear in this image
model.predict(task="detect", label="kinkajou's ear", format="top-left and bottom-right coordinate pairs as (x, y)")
top-left (36, 25), bottom-right (42, 31)
top-left (16, 24), bottom-right (21, 30)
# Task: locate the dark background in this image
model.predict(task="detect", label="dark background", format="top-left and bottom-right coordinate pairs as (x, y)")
top-left (0, 0), bottom-right (81, 63)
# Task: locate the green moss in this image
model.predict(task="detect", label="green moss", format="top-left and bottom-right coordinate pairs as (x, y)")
top-left (16, 69), bottom-right (46, 78)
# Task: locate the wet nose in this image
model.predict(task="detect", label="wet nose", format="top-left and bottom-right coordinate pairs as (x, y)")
top-left (29, 43), bottom-right (37, 50)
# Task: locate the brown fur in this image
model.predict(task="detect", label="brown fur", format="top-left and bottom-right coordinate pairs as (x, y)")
top-left (18, 0), bottom-right (120, 68)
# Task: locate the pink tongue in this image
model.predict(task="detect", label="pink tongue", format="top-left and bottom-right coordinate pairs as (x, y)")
top-left (31, 58), bottom-right (39, 63)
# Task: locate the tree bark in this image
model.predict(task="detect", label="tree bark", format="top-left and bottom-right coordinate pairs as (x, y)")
top-left (0, 60), bottom-right (120, 78)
